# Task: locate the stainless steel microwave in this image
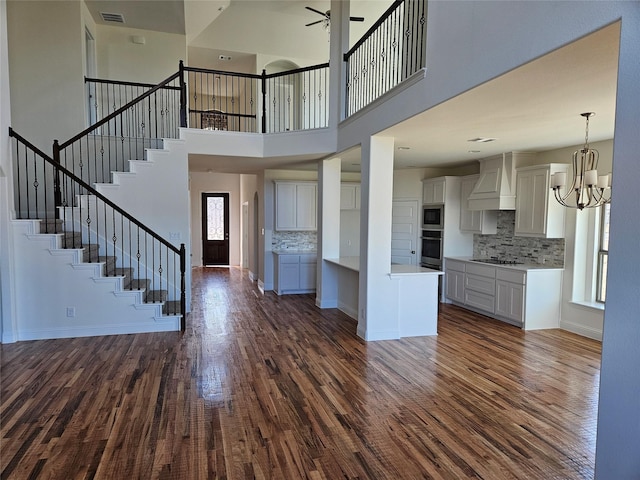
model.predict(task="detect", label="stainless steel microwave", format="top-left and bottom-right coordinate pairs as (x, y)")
top-left (422, 205), bottom-right (444, 229)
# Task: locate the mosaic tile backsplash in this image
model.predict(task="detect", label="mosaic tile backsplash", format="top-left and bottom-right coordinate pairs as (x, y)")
top-left (473, 211), bottom-right (565, 267)
top-left (272, 231), bottom-right (317, 252)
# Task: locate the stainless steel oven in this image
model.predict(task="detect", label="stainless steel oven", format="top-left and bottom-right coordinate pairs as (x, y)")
top-left (422, 205), bottom-right (444, 229)
top-left (421, 229), bottom-right (443, 269)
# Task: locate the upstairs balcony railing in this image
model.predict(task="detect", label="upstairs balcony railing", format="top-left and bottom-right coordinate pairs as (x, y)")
top-left (344, 0), bottom-right (427, 117)
top-left (85, 63), bottom-right (330, 135)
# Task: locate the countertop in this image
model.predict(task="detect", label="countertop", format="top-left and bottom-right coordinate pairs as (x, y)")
top-left (324, 257), bottom-right (443, 276)
top-left (445, 256), bottom-right (564, 271)
top-left (272, 250), bottom-right (317, 256)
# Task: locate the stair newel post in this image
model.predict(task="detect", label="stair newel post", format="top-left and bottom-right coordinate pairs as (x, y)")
top-left (261, 69), bottom-right (267, 133)
top-left (180, 243), bottom-right (186, 331)
top-left (53, 139), bottom-right (62, 222)
top-left (179, 60), bottom-right (188, 128)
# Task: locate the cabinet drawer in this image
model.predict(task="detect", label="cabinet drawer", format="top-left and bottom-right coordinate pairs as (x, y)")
top-left (279, 255), bottom-right (300, 264)
top-left (466, 263), bottom-right (496, 278)
top-left (445, 259), bottom-right (466, 273)
top-left (465, 289), bottom-right (495, 313)
top-left (465, 273), bottom-right (495, 295)
top-left (496, 268), bottom-right (526, 284)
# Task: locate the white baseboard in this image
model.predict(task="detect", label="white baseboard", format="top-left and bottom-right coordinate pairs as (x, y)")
top-left (560, 319), bottom-right (603, 341)
top-left (258, 280), bottom-right (265, 294)
top-left (337, 301), bottom-right (357, 320)
top-left (16, 318), bottom-right (180, 341)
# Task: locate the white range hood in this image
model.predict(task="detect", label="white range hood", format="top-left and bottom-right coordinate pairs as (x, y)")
top-left (467, 152), bottom-right (537, 211)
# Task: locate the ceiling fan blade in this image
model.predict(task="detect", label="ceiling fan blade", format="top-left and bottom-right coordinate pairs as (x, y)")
top-left (305, 6), bottom-right (327, 17)
top-left (350, 16), bottom-right (365, 22)
top-left (305, 20), bottom-right (323, 26)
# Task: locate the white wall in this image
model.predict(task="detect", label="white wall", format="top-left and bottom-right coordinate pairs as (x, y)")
top-left (190, 171), bottom-right (242, 267)
top-left (240, 174), bottom-right (258, 277)
top-left (95, 25), bottom-right (186, 83)
top-left (7, 0), bottom-right (87, 152)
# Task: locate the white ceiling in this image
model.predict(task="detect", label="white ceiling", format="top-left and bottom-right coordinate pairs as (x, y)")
top-left (83, 1), bottom-right (620, 175)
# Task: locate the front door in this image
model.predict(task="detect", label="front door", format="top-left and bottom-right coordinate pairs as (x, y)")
top-left (202, 193), bottom-right (230, 266)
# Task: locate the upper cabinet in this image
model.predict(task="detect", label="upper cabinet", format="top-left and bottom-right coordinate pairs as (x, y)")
top-left (459, 174), bottom-right (497, 234)
top-left (275, 181), bottom-right (317, 231)
top-left (340, 183), bottom-right (361, 210)
top-left (423, 178), bottom-right (446, 205)
top-left (514, 164), bottom-right (568, 238)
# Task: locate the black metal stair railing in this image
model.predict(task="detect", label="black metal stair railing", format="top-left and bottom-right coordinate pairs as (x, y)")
top-left (85, 76), bottom-right (181, 126)
top-left (10, 127), bottom-right (187, 328)
top-left (344, 0), bottom-right (427, 117)
top-left (57, 69), bottom-right (184, 188)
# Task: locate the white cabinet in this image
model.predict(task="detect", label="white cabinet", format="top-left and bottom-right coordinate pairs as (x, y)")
top-left (423, 178), bottom-right (446, 205)
top-left (495, 269), bottom-right (526, 324)
top-left (463, 263), bottom-right (496, 313)
top-left (459, 175), bottom-right (497, 234)
top-left (340, 183), bottom-right (361, 210)
top-left (275, 181), bottom-right (317, 231)
top-left (273, 252), bottom-right (317, 294)
top-left (444, 258), bottom-right (562, 329)
top-left (515, 164), bottom-right (567, 238)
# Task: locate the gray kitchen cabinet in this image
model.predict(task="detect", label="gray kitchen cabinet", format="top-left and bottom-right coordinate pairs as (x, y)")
top-left (444, 258), bottom-right (562, 329)
top-left (275, 181), bottom-right (317, 231)
top-left (274, 252), bottom-right (317, 294)
top-left (515, 164), bottom-right (567, 238)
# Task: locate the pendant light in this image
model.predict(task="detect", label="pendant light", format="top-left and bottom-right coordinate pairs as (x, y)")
top-left (550, 112), bottom-right (611, 210)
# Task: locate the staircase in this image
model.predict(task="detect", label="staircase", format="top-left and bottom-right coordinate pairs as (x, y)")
top-left (8, 70), bottom-right (188, 341)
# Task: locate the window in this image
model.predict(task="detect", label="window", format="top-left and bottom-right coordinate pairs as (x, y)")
top-left (596, 203), bottom-right (611, 303)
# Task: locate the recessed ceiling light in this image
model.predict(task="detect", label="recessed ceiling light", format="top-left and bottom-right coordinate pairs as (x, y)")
top-left (467, 137), bottom-right (497, 143)
top-left (397, 146), bottom-right (411, 150)
top-left (351, 163), bottom-right (360, 166)
top-left (468, 150), bottom-right (481, 153)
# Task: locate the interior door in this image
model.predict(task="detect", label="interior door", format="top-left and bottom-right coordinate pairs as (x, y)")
top-left (202, 193), bottom-right (230, 266)
top-left (391, 200), bottom-right (419, 265)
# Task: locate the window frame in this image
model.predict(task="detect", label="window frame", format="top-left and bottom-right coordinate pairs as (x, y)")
top-left (596, 203), bottom-right (611, 303)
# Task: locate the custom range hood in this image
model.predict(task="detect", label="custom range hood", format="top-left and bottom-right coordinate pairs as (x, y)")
top-left (467, 152), bottom-right (537, 211)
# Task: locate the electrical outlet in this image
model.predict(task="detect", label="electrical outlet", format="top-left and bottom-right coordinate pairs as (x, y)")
top-left (66, 307), bottom-right (76, 317)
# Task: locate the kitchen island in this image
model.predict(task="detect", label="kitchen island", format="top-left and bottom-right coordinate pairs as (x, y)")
top-left (324, 257), bottom-right (443, 338)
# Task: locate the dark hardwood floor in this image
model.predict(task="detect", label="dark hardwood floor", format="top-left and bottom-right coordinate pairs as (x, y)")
top-left (1, 267), bottom-right (601, 479)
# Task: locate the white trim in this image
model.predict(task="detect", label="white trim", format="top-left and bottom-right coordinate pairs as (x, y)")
top-left (337, 301), bottom-right (357, 320)
top-left (560, 318), bottom-right (603, 341)
top-left (16, 318), bottom-right (180, 341)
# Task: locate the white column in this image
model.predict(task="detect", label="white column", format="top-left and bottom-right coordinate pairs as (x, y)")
top-left (316, 157), bottom-right (341, 308)
top-left (358, 135), bottom-right (399, 340)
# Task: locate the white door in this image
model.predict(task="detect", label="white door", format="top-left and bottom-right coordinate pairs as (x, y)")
top-left (391, 200), bottom-right (419, 265)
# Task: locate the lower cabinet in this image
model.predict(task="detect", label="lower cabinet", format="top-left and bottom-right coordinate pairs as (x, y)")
top-left (274, 253), bottom-right (317, 295)
top-left (444, 258), bottom-right (562, 329)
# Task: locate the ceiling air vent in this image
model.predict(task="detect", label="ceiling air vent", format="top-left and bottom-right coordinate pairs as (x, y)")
top-left (100, 12), bottom-right (125, 23)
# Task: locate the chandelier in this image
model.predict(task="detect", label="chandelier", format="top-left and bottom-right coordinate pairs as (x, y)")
top-left (550, 112), bottom-right (611, 210)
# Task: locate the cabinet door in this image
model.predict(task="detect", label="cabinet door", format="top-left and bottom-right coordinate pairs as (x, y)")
top-left (515, 169), bottom-right (549, 236)
top-left (496, 280), bottom-right (524, 324)
top-left (275, 183), bottom-right (297, 230)
top-left (341, 185), bottom-right (356, 210)
top-left (295, 184), bottom-right (317, 230)
top-left (299, 255), bottom-right (317, 290)
top-left (445, 269), bottom-right (465, 303)
top-left (423, 179), bottom-right (445, 204)
top-left (459, 176), bottom-right (482, 232)
top-left (279, 257), bottom-right (300, 292)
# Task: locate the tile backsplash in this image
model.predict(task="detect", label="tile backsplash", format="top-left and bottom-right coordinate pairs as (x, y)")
top-left (473, 211), bottom-right (565, 267)
top-left (272, 231), bottom-right (317, 251)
